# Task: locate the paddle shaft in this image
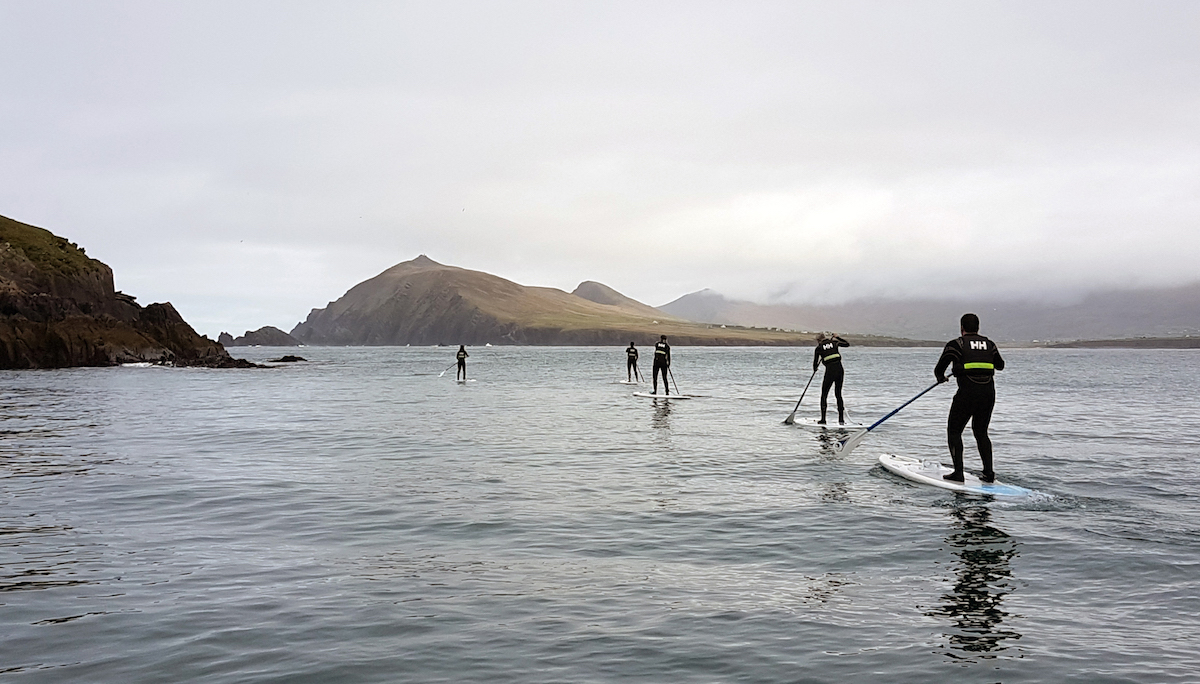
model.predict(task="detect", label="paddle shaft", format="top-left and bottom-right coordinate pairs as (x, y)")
top-left (668, 367), bottom-right (680, 395)
top-left (438, 362), bottom-right (457, 377)
top-left (787, 368), bottom-right (819, 416)
top-left (864, 377), bottom-right (947, 433)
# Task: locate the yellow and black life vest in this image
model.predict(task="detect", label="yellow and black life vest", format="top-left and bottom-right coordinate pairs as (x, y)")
top-left (958, 334), bottom-right (996, 382)
top-left (653, 341), bottom-right (669, 362)
top-left (818, 340), bottom-right (842, 364)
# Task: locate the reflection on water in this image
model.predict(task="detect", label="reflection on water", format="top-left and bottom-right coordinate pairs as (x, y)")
top-left (650, 399), bottom-right (673, 430)
top-left (927, 503), bottom-right (1021, 658)
top-left (813, 427), bottom-right (852, 456)
top-left (819, 481), bottom-right (850, 504)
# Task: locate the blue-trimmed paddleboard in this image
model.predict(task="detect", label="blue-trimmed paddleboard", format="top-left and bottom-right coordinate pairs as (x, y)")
top-left (879, 453), bottom-right (1031, 498)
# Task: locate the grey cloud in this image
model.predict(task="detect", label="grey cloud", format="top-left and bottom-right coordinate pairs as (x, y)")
top-left (1, 1), bottom-right (1198, 336)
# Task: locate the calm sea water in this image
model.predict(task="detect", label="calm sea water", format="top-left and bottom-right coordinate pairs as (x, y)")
top-left (2, 346), bottom-right (1198, 683)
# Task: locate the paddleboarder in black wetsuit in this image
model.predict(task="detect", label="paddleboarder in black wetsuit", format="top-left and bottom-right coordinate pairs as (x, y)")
top-left (626, 342), bottom-right (640, 382)
top-left (456, 345), bottom-right (468, 381)
top-left (652, 335), bottom-right (671, 395)
top-left (813, 332), bottom-right (849, 424)
top-left (935, 313), bottom-right (1005, 483)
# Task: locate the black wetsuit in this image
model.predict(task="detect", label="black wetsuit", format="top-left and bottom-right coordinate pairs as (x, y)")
top-left (456, 349), bottom-right (468, 380)
top-left (626, 346), bottom-right (639, 381)
top-left (813, 336), bottom-right (849, 423)
top-left (934, 333), bottom-right (1005, 479)
top-left (652, 341), bottom-right (671, 394)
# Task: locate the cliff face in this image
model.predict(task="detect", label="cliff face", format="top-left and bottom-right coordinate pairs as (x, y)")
top-left (289, 255), bottom-right (916, 346)
top-left (0, 214), bottom-right (248, 369)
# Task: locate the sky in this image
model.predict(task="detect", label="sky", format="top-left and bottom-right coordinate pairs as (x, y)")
top-left (2, 1), bottom-right (1198, 337)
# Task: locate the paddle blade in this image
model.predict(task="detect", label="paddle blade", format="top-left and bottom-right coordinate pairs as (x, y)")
top-left (783, 410), bottom-right (797, 425)
top-left (834, 428), bottom-right (869, 455)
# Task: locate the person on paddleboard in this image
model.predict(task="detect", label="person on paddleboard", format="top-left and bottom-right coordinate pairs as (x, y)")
top-left (652, 335), bottom-right (671, 395)
top-left (813, 332), bottom-right (849, 424)
top-left (456, 345), bottom-right (469, 381)
top-left (935, 313), bottom-right (1005, 483)
top-left (626, 342), bottom-right (640, 382)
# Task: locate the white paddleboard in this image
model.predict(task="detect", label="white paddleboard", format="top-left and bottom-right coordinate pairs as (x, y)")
top-left (632, 392), bottom-right (693, 400)
top-left (878, 454), bottom-right (1031, 498)
top-left (616, 380), bottom-right (640, 385)
top-left (456, 379), bottom-right (476, 384)
top-left (799, 418), bottom-right (863, 429)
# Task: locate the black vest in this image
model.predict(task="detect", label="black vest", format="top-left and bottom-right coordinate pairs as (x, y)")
top-left (627, 347), bottom-right (638, 359)
top-left (958, 334), bottom-right (996, 383)
top-left (653, 342), bottom-right (669, 363)
top-left (817, 340), bottom-right (842, 365)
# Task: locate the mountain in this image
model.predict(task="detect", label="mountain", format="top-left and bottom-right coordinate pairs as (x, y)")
top-left (659, 285), bottom-right (1200, 343)
top-left (0, 213), bottom-right (250, 368)
top-left (290, 256), bottom-right (922, 346)
top-left (219, 326), bottom-right (301, 346)
top-left (570, 281), bottom-right (670, 319)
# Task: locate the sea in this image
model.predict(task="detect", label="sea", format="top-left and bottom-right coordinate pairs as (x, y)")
top-left (2, 346), bottom-right (1197, 683)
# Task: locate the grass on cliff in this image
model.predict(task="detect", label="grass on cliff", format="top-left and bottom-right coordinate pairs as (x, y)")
top-left (0, 214), bottom-right (104, 278)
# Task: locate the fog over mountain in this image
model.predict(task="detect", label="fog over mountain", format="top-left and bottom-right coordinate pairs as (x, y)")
top-left (659, 284), bottom-right (1200, 343)
top-left (2, 3), bottom-right (1199, 337)
top-left (289, 256), bottom-right (923, 346)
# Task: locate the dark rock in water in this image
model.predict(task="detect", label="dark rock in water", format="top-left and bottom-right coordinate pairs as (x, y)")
top-left (218, 331), bottom-right (235, 346)
top-left (271, 355), bottom-right (306, 362)
top-left (226, 326), bottom-right (300, 346)
top-left (0, 213), bottom-right (260, 369)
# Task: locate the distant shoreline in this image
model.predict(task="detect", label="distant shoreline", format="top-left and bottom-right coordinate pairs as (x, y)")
top-left (1047, 337), bottom-right (1200, 349)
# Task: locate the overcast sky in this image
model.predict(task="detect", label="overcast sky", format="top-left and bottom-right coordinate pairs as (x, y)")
top-left (2, 1), bottom-right (1198, 336)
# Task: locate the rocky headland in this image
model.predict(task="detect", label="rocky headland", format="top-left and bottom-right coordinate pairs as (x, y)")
top-left (0, 214), bottom-right (255, 369)
top-left (219, 326), bottom-right (301, 346)
top-left (290, 255), bottom-right (925, 347)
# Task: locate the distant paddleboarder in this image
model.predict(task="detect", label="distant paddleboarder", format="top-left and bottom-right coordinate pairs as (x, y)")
top-left (813, 332), bottom-right (849, 424)
top-left (626, 342), bottom-right (640, 382)
top-left (652, 335), bottom-right (671, 395)
top-left (935, 313), bottom-right (1005, 483)
top-left (456, 345), bottom-right (469, 381)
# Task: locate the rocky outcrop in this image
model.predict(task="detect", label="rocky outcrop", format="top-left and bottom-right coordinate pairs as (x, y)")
top-left (0, 214), bottom-right (256, 369)
top-left (219, 326), bottom-right (301, 346)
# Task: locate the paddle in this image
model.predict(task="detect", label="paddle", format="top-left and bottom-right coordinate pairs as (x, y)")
top-left (783, 368), bottom-right (819, 425)
top-left (668, 367), bottom-right (681, 395)
top-left (833, 377), bottom-right (950, 456)
top-left (437, 362), bottom-right (457, 378)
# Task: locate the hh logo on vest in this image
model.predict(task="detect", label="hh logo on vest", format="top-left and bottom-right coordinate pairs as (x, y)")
top-left (969, 340), bottom-right (987, 350)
